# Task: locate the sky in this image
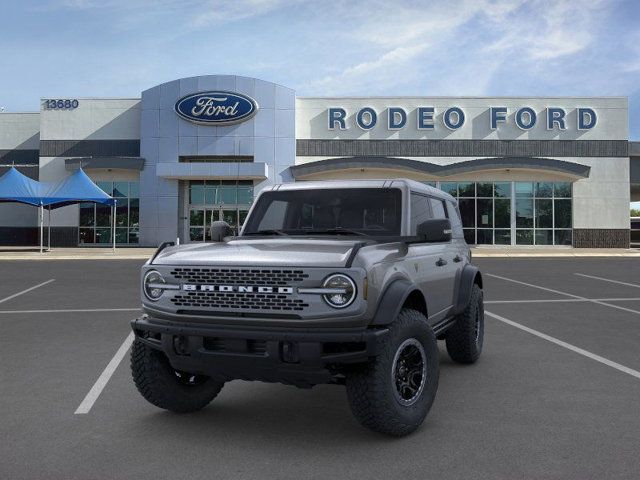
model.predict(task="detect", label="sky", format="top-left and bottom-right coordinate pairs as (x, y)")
top-left (1, 0), bottom-right (639, 207)
top-left (0, 0), bottom-right (639, 127)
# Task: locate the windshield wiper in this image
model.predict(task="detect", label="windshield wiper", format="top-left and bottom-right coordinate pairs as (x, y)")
top-left (303, 227), bottom-right (368, 237)
top-left (244, 229), bottom-right (289, 236)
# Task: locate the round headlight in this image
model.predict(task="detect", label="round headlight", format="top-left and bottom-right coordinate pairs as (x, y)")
top-left (322, 274), bottom-right (356, 308)
top-left (143, 270), bottom-right (165, 301)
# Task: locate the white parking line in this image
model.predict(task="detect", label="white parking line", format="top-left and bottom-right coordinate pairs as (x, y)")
top-left (0, 308), bottom-right (140, 315)
top-left (486, 273), bottom-right (640, 316)
top-left (575, 273), bottom-right (640, 289)
top-left (486, 297), bottom-right (640, 304)
top-left (74, 331), bottom-right (135, 415)
top-left (0, 279), bottom-right (55, 304)
top-left (486, 311), bottom-right (640, 380)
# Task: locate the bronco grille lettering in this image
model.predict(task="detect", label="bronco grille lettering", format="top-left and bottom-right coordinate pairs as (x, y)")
top-left (182, 284), bottom-right (294, 294)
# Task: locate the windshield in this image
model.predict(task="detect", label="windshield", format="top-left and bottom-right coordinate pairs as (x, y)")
top-left (242, 188), bottom-right (402, 236)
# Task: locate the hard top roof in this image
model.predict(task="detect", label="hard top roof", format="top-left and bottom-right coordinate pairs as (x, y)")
top-left (267, 179), bottom-right (455, 202)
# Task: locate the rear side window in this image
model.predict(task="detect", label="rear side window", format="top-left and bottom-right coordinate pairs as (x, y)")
top-left (446, 200), bottom-right (464, 238)
top-left (410, 193), bottom-right (432, 234)
top-left (430, 198), bottom-right (447, 219)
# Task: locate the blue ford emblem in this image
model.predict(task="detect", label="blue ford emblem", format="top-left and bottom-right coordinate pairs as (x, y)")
top-left (174, 91), bottom-right (258, 125)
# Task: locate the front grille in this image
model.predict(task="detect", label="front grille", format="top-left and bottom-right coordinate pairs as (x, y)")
top-left (170, 268), bottom-right (309, 286)
top-left (170, 291), bottom-right (309, 311)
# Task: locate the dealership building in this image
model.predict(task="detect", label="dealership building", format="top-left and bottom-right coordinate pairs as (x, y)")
top-left (1, 74), bottom-right (638, 248)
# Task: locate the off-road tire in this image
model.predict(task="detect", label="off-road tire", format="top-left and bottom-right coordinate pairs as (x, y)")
top-left (131, 339), bottom-right (224, 413)
top-left (445, 283), bottom-right (484, 363)
top-left (345, 309), bottom-right (439, 436)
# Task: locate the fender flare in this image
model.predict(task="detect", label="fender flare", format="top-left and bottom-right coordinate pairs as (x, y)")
top-left (454, 265), bottom-right (483, 315)
top-left (371, 278), bottom-right (422, 326)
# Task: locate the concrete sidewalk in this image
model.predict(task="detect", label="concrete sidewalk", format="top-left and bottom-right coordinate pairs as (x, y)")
top-left (0, 245), bottom-right (639, 260)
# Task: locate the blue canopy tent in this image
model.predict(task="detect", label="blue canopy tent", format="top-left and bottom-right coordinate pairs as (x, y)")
top-left (0, 167), bottom-right (47, 205)
top-left (0, 167), bottom-right (116, 252)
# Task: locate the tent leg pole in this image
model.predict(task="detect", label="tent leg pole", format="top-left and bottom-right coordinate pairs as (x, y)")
top-left (47, 208), bottom-right (51, 252)
top-left (39, 205), bottom-right (43, 254)
top-left (112, 203), bottom-right (116, 252)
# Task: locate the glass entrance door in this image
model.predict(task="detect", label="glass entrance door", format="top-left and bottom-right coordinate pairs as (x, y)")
top-left (189, 207), bottom-right (250, 242)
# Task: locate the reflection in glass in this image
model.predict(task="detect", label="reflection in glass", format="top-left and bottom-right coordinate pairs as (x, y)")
top-left (113, 182), bottom-right (128, 198)
top-left (477, 199), bottom-right (493, 228)
top-left (129, 199), bottom-right (139, 227)
top-left (95, 228), bottom-right (111, 244)
top-left (440, 182), bottom-right (457, 196)
top-left (554, 182), bottom-right (571, 198)
top-left (535, 199), bottom-right (552, 228)
top-left (463, 229), bottom-right (475, 244)
top-left (494, 199), bottom-right (510, 228)
top-left (79, 228), bottom-right (94, 244)
top-left (116, 228), bottom-right (128, 244)
top-left (458, 199), bottom-right (475, 228)
top-left (515, 182), bottom-right (533, 197)
top-left (97, 181), bottom-right (112, 195)
top-left (190, 209), bottom-right (204, 226)
top-left (96, 205), bottom-right (111, 227)
top-left (516, 199), bottom-right (533, 227)
top-left (554, 199), bottom-right (572, 228)
top-left (476, 182), bottom-right (493, 197)
top-left (535, 229), bottom-right (553, 245)
top-left (219, 187), bottom-right (237, 204)
top-left (189, 181), bottom-right (205, 204)
top-left (458, 182), bottom-right (475, 197)
top-left (494, 182), bottom-right (511, 198)
top-left (115, 202), bottom-right (128, 227)
top-left (494, 230), bottom-right (511, 245)
top-left (535, 182), bottom-right (553, 198)
top-left (555, 229), bottom-right (572, 245)
top-left (516, 230), bottom-right (533, 245)
top-left (190, 228), bottom-right (204, 242)
top-left (237, 187), bottom-right (254, 205)
top-left (239, 210), bottom-right (249, 228)
top-left (129, 228), bottom-right (139, 244)
top-left (79, 203), bottom-right (95, 227)
top-left (476, 229), bottom-right (493, 244)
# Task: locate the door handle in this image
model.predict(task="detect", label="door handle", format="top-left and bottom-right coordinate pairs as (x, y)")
top-left (436, 258), bottom-right (447, 267)
top-left (453, 255), bottom-right (462, 263)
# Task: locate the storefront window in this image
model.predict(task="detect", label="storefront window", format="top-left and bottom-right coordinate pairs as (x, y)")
top-left (438, 181), bottom-right (572, 246)
top-left (78, 181), bottom-right (140, 245)
top-left (187, 180), bottom-right (255, 242)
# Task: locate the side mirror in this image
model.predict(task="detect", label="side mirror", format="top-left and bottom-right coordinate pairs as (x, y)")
top-left (417, 219), bottom-right (452, 243)
top-left (210, 221), bottom-right (234, 242)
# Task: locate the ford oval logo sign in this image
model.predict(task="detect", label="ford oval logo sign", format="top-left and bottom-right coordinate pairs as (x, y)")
top-left (174, 91), bottom-right (258, 125)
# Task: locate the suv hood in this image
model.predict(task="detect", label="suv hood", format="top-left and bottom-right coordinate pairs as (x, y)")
top-left (151, 238), bottom-right (362, 268)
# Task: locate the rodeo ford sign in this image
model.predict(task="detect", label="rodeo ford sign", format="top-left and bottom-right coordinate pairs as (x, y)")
top-left (328, 106), bottom-right (597, 131)
top-left (175, 91), bottom-right (258, 125)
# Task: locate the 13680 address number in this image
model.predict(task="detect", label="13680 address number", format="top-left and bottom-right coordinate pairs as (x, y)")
top-left (44, 99), bottom-right (79, 109)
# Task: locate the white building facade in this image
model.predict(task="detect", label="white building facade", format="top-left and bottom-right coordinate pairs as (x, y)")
top-left (0, 75), bottom-right (634, 248)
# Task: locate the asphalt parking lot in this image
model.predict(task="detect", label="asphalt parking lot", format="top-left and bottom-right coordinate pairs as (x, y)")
top-left (1, 257), bottom-right (640, 480)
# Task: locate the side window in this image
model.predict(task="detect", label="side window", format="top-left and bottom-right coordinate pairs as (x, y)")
top-left (430, 198), bottom-right (447, 219)
top-left (446, 200), bottom-right (464, 238)
top-left (410, 193), bottom-right (432, 234)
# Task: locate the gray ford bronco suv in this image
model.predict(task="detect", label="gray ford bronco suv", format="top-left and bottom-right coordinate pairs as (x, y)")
top-left (131, 179), bottom-right (484, 436)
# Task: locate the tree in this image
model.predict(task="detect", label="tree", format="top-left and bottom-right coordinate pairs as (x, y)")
top-left (631, 208), bottom-right (640, 217)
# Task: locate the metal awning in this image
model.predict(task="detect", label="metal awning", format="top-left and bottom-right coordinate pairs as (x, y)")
top-left (291, 156), bottom-right (591, 180)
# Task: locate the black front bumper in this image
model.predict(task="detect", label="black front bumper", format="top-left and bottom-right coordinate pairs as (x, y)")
top-left (131, 316), bottom-right (389, 387)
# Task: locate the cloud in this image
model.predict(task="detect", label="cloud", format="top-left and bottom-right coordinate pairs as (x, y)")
top-left (307, 0), bottom-right (521, 94)
top-left (189, 0), bottom-right (302, 28)
top-left (483, 0), bottom-right (608, 60)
